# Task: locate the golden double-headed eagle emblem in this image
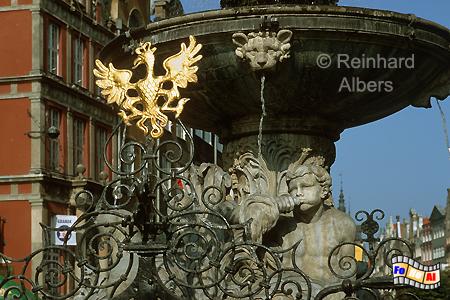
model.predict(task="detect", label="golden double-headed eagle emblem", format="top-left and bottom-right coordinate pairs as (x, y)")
top-left (93, 36), bottom-right (202, 138)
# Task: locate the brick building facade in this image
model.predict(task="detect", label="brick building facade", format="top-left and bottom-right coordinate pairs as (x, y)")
top-left (0, 0), bottom-right (151, 281)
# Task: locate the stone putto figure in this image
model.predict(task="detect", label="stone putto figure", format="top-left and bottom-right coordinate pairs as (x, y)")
top-left (233, 152), bottom-right (356, 297)
top-left (184, 148), bottom-right (356, 299)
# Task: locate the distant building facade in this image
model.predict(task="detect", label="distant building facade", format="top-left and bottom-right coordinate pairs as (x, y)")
top-left (383, 189), bottom-right (450, 269)
top-left (421, 217), bottom-right (433, 265)
top-left (408, 209), bottom-right (423, 262)
top-left (430, 205), bottom-right (446, 265)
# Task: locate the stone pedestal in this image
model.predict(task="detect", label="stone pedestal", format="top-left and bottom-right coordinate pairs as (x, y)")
top-left (221, 115), bottom-right (339, 171)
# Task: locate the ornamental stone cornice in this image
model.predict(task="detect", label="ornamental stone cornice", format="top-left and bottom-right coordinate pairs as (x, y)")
top-left (28, 196), bottom-right (45, 206)
top-left (0, 74), bottom-right (42, 84)
top-left (0, 74), bottom-right (116, 124)
top-left (0, 174), bottom-right (45, 183)
top-left (0, 194), bottom-right (41, 202)
top-left (0, 5), bottom-right (36, 12)
top-left (0, 173), bottom-right (105, 204)
top-left (40, 75), bottom-right (116, 124)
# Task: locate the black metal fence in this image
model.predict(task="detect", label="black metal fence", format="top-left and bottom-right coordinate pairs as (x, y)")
top-left (0, 121), bottom-right (422, 299)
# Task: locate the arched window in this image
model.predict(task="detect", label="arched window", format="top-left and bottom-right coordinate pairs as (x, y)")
top-left (128, 9), bottom-right (144, 28)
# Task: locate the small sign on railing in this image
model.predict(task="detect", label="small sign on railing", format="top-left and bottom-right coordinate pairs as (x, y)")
top-left (53, 215), bottom-right (77, 246)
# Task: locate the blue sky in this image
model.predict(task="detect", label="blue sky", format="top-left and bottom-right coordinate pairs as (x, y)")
top-left (179, 0), bottom-right (450, 223)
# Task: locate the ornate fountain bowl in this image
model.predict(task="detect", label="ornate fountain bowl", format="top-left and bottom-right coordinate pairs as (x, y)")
top-left (101, 5), bottom-right (450, 169)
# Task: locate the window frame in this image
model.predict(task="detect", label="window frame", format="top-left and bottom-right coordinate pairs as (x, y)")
top-left (47, 106), bottom-right (62, 172)
top-left (95, 125), bottom-right (109, 180)
top-left (73, 117), bottom-right (87, 175)
top-left (93, 44), bottom-right (105, 97)
top-left (47, 22), bottom-right (61, 75)
top-left (73, 35), bottom-right (87, 87)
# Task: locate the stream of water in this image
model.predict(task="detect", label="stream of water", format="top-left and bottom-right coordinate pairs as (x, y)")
top-left (257, 75), bottom-right (266, 188)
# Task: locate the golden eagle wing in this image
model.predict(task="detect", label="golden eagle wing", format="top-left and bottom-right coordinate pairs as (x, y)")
top-left (93, 59), bottom-right (133, 105)
top-left (162, 36), bottom-right (202, 88)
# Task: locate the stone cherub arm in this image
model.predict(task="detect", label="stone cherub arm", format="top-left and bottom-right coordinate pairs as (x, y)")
top-left (236, 193), bottom-right (299, 243)
top-left (228, 149), bottom-right (323, 243)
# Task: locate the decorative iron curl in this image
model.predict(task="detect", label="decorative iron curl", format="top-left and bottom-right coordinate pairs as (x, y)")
top-left (217, 244), bottom-right (270, 299)
top-left (74, 190), bottom-right (95, 212)
top-left (374, 237), bottom-right (414, 269)
top-left (166, 222), bottom-right (223, 275)
top-left (77, 222), bottom-right (130, 273)
top-left (118, 141), bottom-right (148, 175)
top-left (215, 242), bottom-right (310, 300)
top-left (144, 210), bottom-right (233, 297)
top-left (39, 209), bottom-right (136, 296)
top-left (201, 185), bottom-right (225, 211)
top-left (164, 211), bottom-right (231, 271)
top-left (102, 122), bottom-right (150, 176)
top-left (96, 177), bottom-right (141, 209)
top-left (73, 214), bottom-right (137, 299)
top-left (153, 176), bottom-right (197, 214)
top-left (0, 246), bottom-right (83, 300)
top-left (35, 249), bottom-right (80, 299)
top-left (267, 268), bottom-right (312, 300)
top-left (355, 209), bottom-right (384, 247)
top-left (153, 120), bottom-right (195, 176)
top-left (328, 242), bottom-right (364, 280)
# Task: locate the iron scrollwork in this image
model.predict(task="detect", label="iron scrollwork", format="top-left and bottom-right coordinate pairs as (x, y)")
top-left (0, 123), bottom-right (422, 299)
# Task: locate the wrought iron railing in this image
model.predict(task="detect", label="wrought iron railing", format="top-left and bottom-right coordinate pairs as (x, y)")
top-left (0, 121), bottom-right (421, 300)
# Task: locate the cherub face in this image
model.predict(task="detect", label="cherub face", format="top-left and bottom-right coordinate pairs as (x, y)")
top-left (287, 173), bottom-right (324, 211)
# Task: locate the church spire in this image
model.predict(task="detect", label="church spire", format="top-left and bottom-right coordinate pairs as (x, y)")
top-left (338, 173), bottom-right (346, 213)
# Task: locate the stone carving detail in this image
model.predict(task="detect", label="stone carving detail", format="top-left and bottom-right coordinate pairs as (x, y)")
top-left (232, 29), bottom-right (292, 71)
top-left (185, 148), bottom-right (356, 299)
top-left (222, 133), bottom-right (336, 171)
top-left (227, 148), bottom-right (334, 242)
